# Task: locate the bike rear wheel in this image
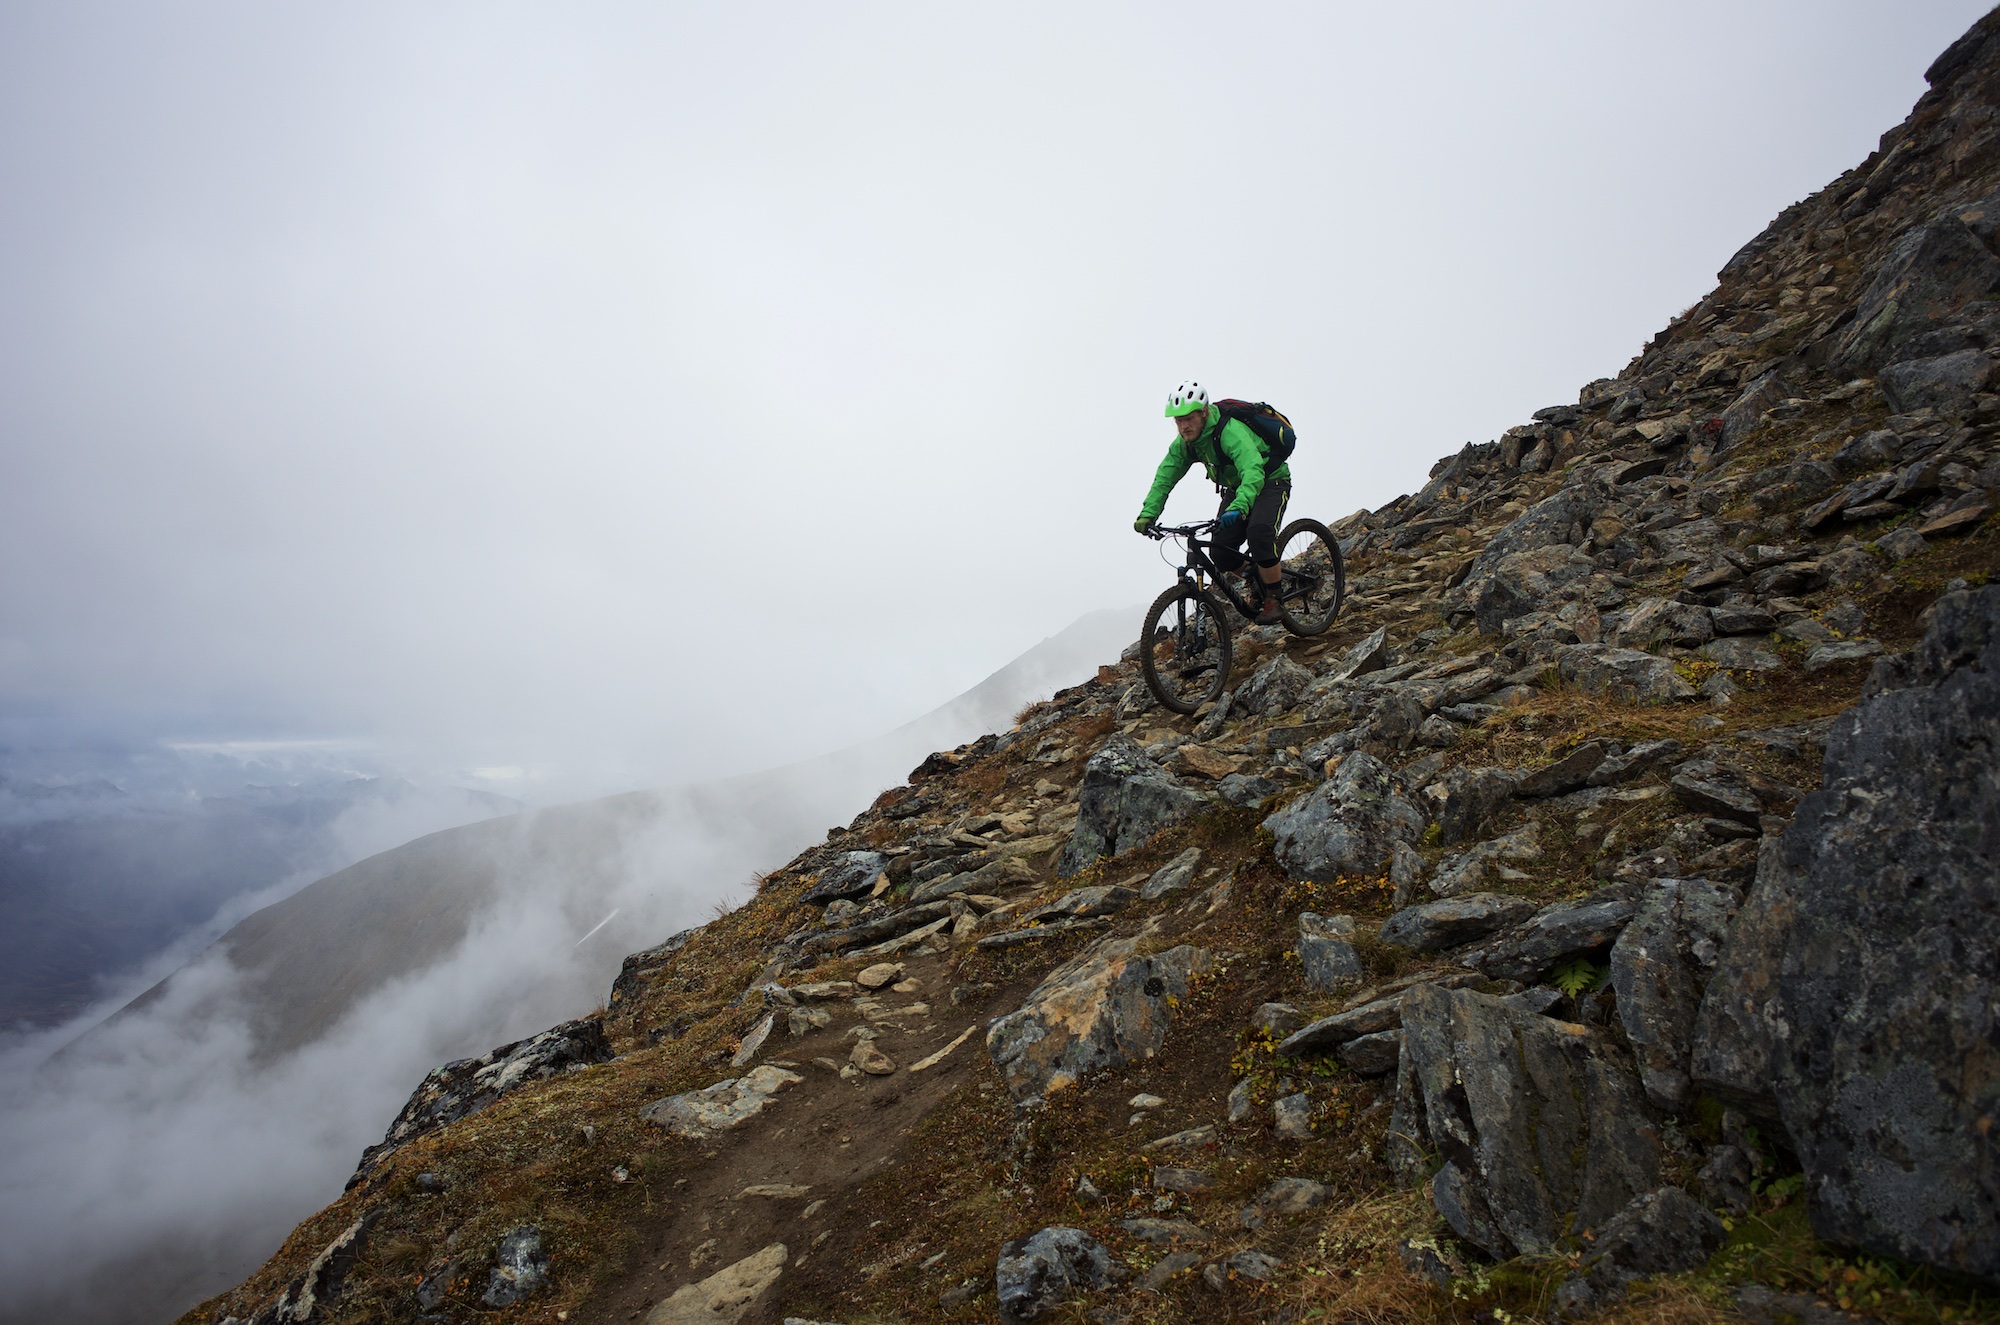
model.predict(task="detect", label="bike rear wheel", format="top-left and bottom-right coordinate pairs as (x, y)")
top-left (1139, 583), bottom-right (1233, 715)
top-left (1274, 518), bottom-right (1345, 637)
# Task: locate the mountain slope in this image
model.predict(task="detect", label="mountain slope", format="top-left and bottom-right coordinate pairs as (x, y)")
top-left (185, 12), bottom-right (2000, 1325)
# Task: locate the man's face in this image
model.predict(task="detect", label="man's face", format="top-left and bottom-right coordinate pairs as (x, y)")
top-left (1174, 407), bottom-right (1205, 443)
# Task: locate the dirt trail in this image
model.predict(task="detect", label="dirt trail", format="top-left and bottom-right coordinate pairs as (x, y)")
top-left (572, 947), bottom-right (1033, 1324)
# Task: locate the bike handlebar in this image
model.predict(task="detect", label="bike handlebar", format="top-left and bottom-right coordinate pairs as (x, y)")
top-left (1146, 519), bottom-right (1217, 541)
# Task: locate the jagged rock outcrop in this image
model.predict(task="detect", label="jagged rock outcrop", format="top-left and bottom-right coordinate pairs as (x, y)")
top-left (349, 1018), bottom-right (612, 1183)
top-left (1391, 984), bottom-right (1660, 1259)
top-left (1055, 737), bottom-right (1207, 876)
top-left (1696, 586), bottom-right (2000, 1278)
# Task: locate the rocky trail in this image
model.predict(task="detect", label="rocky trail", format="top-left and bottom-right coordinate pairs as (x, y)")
top-left (191, 11), bottom-right (2000, 1325)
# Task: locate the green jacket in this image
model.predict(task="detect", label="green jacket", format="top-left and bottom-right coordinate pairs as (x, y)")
top-left (1136, 403), bottom-right (1291, 523)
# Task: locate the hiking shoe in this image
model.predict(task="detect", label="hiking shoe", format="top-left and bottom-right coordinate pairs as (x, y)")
top-left (1255, 593), bottom-right (1283, 626)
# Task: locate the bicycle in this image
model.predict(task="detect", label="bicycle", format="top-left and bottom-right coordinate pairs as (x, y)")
top-left (1137, 517), bottom-right (1345, 714)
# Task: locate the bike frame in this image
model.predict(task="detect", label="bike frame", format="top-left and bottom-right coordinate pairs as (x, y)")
top-left (1152, 521), bottom-right (1278, 622)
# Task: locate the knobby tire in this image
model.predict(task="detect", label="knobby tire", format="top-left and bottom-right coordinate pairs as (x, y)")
top-left (1139, 582), bottom-right (1233, 715)
top-left (1274, 518), bottom-right (1345, 637)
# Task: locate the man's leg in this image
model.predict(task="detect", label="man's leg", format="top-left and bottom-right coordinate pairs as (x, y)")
top-left (1247, 478), bottom-right (1292, 622)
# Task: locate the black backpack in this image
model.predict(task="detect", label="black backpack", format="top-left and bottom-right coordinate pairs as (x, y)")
top-left (1213, 399), bottom-right (1298, 470)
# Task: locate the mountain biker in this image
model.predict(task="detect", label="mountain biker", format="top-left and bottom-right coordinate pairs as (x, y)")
top-left (1133, 381), bottom-right (1292, 625)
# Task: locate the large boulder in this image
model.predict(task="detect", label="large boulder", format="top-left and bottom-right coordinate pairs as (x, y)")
top-left (1263, 752), bottom-right (1425, 882)
top-left (802, 850), bottom-right (889, 905)
top-left (1235, 653), bottom-right (1314, 718)
top-left (1465, 545), bottom-right (1599, 635)
top-left (1056, 737), bottom-right (1208, 877)
top-left (1608, 878), bottom-right (1741, 1113)
top-left (986, 935), bottom-right (1211, 1099)
top-left (1702, 587), bottom-right (2000, 1280)
top-left (1393, 984), bottom-right (1660, 1257)
top-left (995, 1227), bottom-right (1122, 1322)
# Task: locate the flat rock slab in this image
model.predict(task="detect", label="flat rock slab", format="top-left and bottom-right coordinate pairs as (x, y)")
top-left (986, 935), bottom-right (1211, 1099)
top-left (639, 1066), bottom-right (805, 1138)
top-left (647, 1242), bottom-right (786, 1325)
top-left (1379, 892), bottom-right (1536, 951)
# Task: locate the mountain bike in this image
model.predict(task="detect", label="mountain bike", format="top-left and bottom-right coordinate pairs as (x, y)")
top-left (1137, 518), bottom-right (1345, 714)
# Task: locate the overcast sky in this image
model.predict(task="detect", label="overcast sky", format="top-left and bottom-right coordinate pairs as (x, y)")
top-left (0, 1), bottom-right (1986, 800)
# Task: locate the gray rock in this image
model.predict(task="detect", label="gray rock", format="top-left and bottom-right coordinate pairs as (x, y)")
top-left (1249, 1177), bottom-right (1327, 1218)
top-left (1464, 545), bottom-right (1599, 634)
top-left (1763, 588), bottom-right (2000, 1278)
top-left (1608, 878), bottom-right (1741, 1112)
top-left (1429, 766), bottom-right (1518, 843)
top-left (1226, 1078), bottom-right (1255, 1124)
top-left (1558, 644), bottom-right (1698, 704)
top-left (1235, 653), bottom-right (1314, 718)
top-left (1670, 764), bottom-right (1764, 825)
top-left (1272, 1093), bottom-right (1313, 1139)
top-left (1296, 912), bottom-right (1364, 992)
top-left (1023, 885), bottom-right (1136, 924)
top-left (1119, 1218), bottom-right (1208, 1244)
top-left (1804, 639), bottom-right (1885, 672)
top-left (1380, 892), bottom-right (1537, 952)
top-left (1132, 1250), bottom-right (1203, 1293)
top-left (1833, 429), bottom-right (1902, 475)
top-left (995, 1226), bottom-right (1121, 1322)
top-left (1458, 890), bottom-right (1641, 983)
top-left (1153, 1166), bottom-right (1215, 1192)
top-left (1250, 1002), bottom-right (1304, 1037)
top-left (1056, 737), bottom-right (1208, 877)
top-left (355, 1018), bottom-right (613, 1180)
top-left (802, 851), bottom-right (888, 905)
top-left (1878, 526), bottom-right (1928, 561)
top-left (1449, 484), bottom-right (1611, 630)
top-left (1139, 847), bottom-right (1202, 901)
top-left (1697, 1144), bottom-right (1754, 1216)
top-left (1429, 824), bottom-right (1542, 897)
top-left (1398, 984), bottom-right (1660, 1257)
top-left (1513, 742), bottom-right (1609, 798)
top-left (986, 936), bottom-right (1211, 1099)
top-left (1215, 772), bottom-right (1282, 807)
top-left (1616, 598), bottom-right (1715, 649)
top-left (1337, 1029), bottom-right (1403, 1076)
top-left (1880, 348), bottom-right (1994, 415)
top-left (1697, 637), bottom-right (1783, 671)
top-left (1736, 1285), bottom-right (1880, 1325)
top-left (1213, 1249), bottom-right (1281, 1284)
top-left (1720, 370), bottom-right (1788, 448)
top-left (482, 1226), bottom-right (548, 1308)
top-left (1710, 601), bottom-right (1779, 636)
top-left (1262, 752), bottom-right (1425, 882)
top-left (1555, 1187), bottom-right (1725, 1310)
top-left (1689, 838), bottom-right (1793, 1119)
top-left (1587, 739), bottom-right (1684, 787)
top-left (1328, 626), bottom-right (1391, 681)
top-left (1831, 215), bottom-right (2000, 374)
top-left (640, 1065), bottom-right (805, 1138)
top-left (1278, 993), bottom-right (1409, 1057)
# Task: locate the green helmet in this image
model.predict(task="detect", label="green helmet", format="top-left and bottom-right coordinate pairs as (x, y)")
top-left (1164, 381), bottom-right (1209, 418)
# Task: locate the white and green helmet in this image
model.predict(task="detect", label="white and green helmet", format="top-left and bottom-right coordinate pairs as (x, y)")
top-left (1164, 381), bottom-right (1209, 418)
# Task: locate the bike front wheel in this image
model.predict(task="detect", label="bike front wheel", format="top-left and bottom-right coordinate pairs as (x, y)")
top-left (1274, 518), bottom-right (1345, 637)
top-left (1139, 583), bottom-right (1234, 715)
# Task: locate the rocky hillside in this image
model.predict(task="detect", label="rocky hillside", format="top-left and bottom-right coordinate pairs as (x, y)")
top-left (186, 12), bottom-right (2000, 1325)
